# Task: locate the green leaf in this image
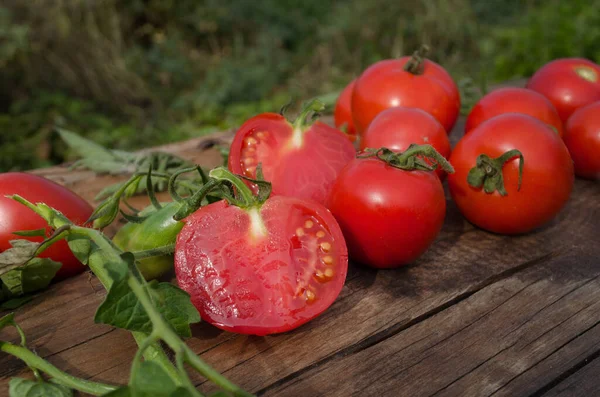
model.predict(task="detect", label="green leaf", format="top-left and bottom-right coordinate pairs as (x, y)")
top-left (95, 277), bottom-right (200, 337)
top-left (101, 387), bottom-right (132, 397)
top-left (58, 128), bottom-right (122, 163)
top-left (130, 361), bottom-right (177, 397)
top-left (1, 296), bottom-right (34, 309)
top-left (0, 313), bottom-right (15, 330)
top-left (0, 240), bottom-right (41, 277)
top-left (9, 377), bottom-right (73, 397)
top-left (1, 258), bottom-right (62, 297)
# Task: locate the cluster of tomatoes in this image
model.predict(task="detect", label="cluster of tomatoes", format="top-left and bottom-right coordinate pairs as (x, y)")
top-left (1, 50), bottom-right (599, 338)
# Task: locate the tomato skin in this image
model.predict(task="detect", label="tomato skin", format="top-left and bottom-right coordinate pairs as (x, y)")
top-left (564, 101), bottom-right (600, 179)
top-left (352, 58), bottom-right (460, 134)
top-left (448, 114), bottom-right (574, 235)
top-left (328, 158), bottom-right (446, 268)
top-left (360, 107), bottom-right (451, 179)
top-left (113, 202), bottom-right (184, 280)
top-left (175, 196), bottom-right (348, 335)
top-left (465, 87), bottom-right (564, 137)
top-left (334, 79), bottom-right (357, 140)
top-left (0, 173), bottom-right (93, 279)
top-left (527, 58), bottom-right (600, 123)
top-left (228, 113), bottom-right (355, 206)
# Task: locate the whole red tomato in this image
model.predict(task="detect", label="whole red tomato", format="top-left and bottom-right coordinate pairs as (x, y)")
top-left (352, 46), bottom-right (460, 134)
top-left (465, 87), bottom-right (564, 137)
top-left (175, 168), bottom-right (348, 335)
top-left (527, 58), bottom-right (600, 123)
top-left (228, 100), bottom-right (355, 206)
top-left (448, 114), bottom-right (574, 235)
top-left (328, 146), bottom-right (452, 268)
top-left (0, 173), bottom-right (93, 279)
top-left (360, 107), bottom-right (451, 179)
top-left (334, 79), bottom-right (357, 141)
top-left (564, 101), bottom-right (600, 179)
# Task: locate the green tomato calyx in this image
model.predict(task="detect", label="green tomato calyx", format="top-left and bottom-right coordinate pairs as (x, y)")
top-left (467, 149), bottom-right (524, 196)
top-left (403, 44), bottom-right (430, 75)
top-left (358, 144), bottom-right (455, 173)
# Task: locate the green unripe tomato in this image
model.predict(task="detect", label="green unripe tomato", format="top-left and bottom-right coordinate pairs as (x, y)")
top-left (113, 202), bottom-right (184, 280)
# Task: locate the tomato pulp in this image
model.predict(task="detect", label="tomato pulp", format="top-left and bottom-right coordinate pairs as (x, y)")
top-left (228, 107), bottom-right (355, 206)
top-left (328, 157), bottom-right (447, 268)
top-left (334, 79), bottom-right (357, 141)
top-left (465, 87), bottom-right (564, 137)
top-left (0, 173), bottom-right (93, 279)
top-left (527, 58), bottom-right (600, 123)
top-left (360, 107), bottom-right (451, 179)
top-left (564, 101), bottom-right (600, 180)
top-left (448, 114), bottom-right (574, 235)
top-left (175, 196), bottom-right (348, 335)
top-left (352, 50), bottom-right (460, 134)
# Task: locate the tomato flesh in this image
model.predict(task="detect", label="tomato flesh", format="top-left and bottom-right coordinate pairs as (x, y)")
top-left (448, 114), bottom-right (574, 235)
top-left (465, 87), bottom-right (564, 137)
top-left (564, 101), bottom-right (600, 179)
top-left (0, 173), bottom-right (93, 279)
top-left (228, 114), bottom-right (355, 206)
top-left (175, 196), bottom-right (348, 335)
top-left (527, 58), bottom-right (600, 123)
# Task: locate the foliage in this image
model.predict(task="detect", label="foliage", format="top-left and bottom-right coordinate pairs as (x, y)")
top-left (0, 0), bottom-right (599, 171)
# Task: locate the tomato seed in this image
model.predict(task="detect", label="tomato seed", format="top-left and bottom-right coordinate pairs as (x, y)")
top-left (320, 242), bottom-right (331, 252)
top-left (316, 231), bottom-right (325, 238)
top-left (304, 220), bottom-right (314, 228)
top-left (323, 255), bottom-right (333, 265)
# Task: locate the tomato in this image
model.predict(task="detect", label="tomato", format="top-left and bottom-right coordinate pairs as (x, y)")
top-left (351, 48), bottom-right (460, 134)
top-left (328, 147), bottom-right (450, 268)
top-left (360, 107), bottom-right (451, 179)
top-left (113, 202), bottom-right (184, 280)
top-left (228, 101), bottom-right (355, 206)
top-left (448, 114), bottom-right (574, 235)
top-left (175, 195), bottom-right (348, 335)
top-left (334, 79), bottom-right (357, 141)
top-left (527, 58), bottom-right (600, 123)
top-left (564, 101), bottom-right (600, 179)
top-left (0, 173), bottom-right (93, 279)
top-left (465, 87), bottom-right (564, 137)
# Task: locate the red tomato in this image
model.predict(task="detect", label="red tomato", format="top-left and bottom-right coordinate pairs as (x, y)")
top-left (328, 156), bottom-right (446, 268)
top-left (465, 87), bottom-right (564, 137)
top-left (0, 173), bottom-right (93, 279)
top-left (228, 106), bottom-right (355, 206)
top-left (360, 107), bottom-right (451, 179)
top-left (334, 79), bottom-right (357, 141)
top-left (527, 58), bottom-right (600, 123)
top-left (175, 196), bottom-right (348, 335)
top-left (352, 50), bottom-right (460, 134)
top-left (448, 114), bottom-right (574, 235)
top-left (564, 101), bottom-right (600, 179)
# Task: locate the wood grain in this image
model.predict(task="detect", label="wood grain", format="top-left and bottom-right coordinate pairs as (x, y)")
top-left (1, 90), bottom-right (599, 396)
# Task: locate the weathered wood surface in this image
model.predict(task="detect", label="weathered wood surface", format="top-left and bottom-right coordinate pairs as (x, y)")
top-left (1, 86), bottom-right (600, 396)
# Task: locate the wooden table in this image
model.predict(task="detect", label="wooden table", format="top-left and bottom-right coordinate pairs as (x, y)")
top-left (1, 100), bottom-right (599, 397)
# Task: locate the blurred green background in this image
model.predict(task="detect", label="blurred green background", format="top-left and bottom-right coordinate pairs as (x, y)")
top-left (1, 0), bottom-right (599, 171)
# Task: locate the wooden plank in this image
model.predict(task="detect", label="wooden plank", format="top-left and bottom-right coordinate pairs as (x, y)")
top-left (262, 246), bottom-right (600, 397)
top-left (541, 356), bottom-right (600, 397)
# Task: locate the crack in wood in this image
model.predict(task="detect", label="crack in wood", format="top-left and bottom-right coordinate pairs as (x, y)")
top-left (526, 319), bottom-right (600, 397)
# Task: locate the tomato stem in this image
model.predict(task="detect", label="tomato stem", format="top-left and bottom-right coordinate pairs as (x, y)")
top-left (359, 145), bottom-right (454, 173)
top-left (467, 149), bottom-right (524, 196)
top-left (403, 44), bottom-right (430, 75)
